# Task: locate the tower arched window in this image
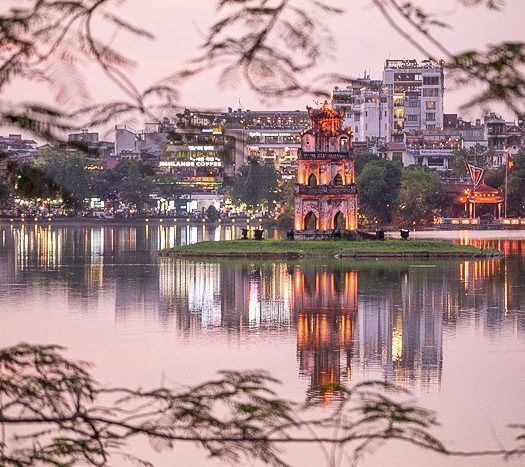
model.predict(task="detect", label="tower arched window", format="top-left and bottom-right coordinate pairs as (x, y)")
top-left (308, 174), bottom-right (318, 187)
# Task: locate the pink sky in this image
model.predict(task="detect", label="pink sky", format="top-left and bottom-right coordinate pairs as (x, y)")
top-left (4, 0), bottom-right (525, 136)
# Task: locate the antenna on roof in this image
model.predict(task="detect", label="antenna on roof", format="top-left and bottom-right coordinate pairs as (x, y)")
top-left (238, 98), bottom-right (244, 111)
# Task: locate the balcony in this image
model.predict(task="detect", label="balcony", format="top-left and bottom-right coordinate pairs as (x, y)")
top-left (296, 184), bottom-right (358, 196)
top-left (298, 151), bottom-right (353, 161)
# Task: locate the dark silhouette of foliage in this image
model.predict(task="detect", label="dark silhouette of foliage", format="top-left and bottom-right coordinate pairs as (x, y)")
top-left (0, 1), bottom-right (523, 141)
top-left (0, 344), bottom-right (523, 466)
top-left (506, 151), bottom-right (525, 216)
top-left (231, 160), bottom-right (280, 209)
top-left (357, 160), bottom-right (402, 224)
top-left (397, 167), bottom-right (444, 225)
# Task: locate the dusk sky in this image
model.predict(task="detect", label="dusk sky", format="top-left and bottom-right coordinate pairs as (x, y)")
top-left (6, 0), bottom-right (525, 135)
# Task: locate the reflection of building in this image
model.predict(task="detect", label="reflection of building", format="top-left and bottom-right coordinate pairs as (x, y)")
top-left (294, 101), bottom-right (358, 235)
top-left (159, 260), bottom-right (293, 332)
top-left (293, 268), bottom-right (358, 397)
top-left (353, 266), bottom-right (443, 390)
top-left (3, 225), bottom-right (525, 393)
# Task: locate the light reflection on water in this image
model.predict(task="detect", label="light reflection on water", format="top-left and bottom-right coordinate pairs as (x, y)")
top-left (1, 223), bottom-right (525, 466)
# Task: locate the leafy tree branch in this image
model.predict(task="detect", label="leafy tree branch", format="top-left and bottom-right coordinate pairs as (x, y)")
top-left (0, 344), bottom-right (524, 466)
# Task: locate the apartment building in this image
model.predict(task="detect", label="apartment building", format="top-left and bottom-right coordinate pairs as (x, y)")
top-left (383, 59), bottom-right (444, 139)
top-left (332, 77), bottom-right (388, 143)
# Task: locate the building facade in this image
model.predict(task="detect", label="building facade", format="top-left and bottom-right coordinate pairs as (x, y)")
top-left (332, 77), bottom-right (388, 143)
top-left (224, 108), bottom-right (309, 177)
top-left (405, 130), bottom-right (462, 170)
top-left (294, 102), bottom-right (358, 235)
top-left (383, 59), bottom-right (444, 139)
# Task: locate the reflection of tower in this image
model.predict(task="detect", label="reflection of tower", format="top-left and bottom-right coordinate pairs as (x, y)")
top-left (294, 267), bottom-right (357, 398)
top-left (294, 101), bottom-right (358, 235)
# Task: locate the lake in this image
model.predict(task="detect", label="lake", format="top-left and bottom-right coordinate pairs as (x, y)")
top-left (1, 222), bottom-right (524, 466)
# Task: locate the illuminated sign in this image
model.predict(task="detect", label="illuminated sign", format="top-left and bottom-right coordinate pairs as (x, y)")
top-left (160, 156), bottom-right (222, 168)
top-left (201, 128), bottom-right (223, 135)
top-left (248, 132), bottom-right (293, 137)
top-left (188, 145), bottom-right (214, 151)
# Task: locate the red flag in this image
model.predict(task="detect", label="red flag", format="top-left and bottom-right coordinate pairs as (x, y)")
top-left (465, 163), bottom-right (484, 186)
top-left (507, 153), bottom-right (515, 172)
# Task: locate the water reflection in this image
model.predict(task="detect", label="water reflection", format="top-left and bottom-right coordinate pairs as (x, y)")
top-left (293, 268), bottom-right (357, 398)
top-left (1, 223), bottom-right (525, 397)
top-left (158, 258), bottom-right (525, 394)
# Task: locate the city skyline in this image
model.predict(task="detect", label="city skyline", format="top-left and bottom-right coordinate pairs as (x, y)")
top-left (3, 0), bottom-right (525, 142)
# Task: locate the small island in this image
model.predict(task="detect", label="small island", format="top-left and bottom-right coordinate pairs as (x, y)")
top-left (159, 239), bottom-right (501, 259)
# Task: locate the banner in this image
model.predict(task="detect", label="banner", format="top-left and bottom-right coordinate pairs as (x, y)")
top-left (507, 152), bottom-right (515, 172)
top-left (465, 163), bottom-right (484, 187)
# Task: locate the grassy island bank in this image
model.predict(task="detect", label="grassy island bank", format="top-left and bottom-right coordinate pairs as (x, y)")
top-left (160, 239), bottom-right (501, 259)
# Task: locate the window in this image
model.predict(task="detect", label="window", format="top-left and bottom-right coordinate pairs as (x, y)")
top-left (355, 126), bottom-right (358, 133)
top-left (353, 113), bottom-right (359, 121)
top-left (408, 101), bottom-right (419, 108)
top-left (426, 124), bottom-right (436, 130)
top-left (394, 73), bottom-right (418, 81)
top-left (423, 76), bottom-right (440, 85)
top-left (426, 113), bottom-right (436, 121)
top-left (426, 101), bottom-right (436, 110)
top-left (407, 115), bottom-right (418, 122)
top-left (423, 88), bottom-right (439, 97)
top-left (428, 157), bottom-right (444, 167)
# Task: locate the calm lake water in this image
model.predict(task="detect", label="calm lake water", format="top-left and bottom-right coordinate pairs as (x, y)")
top-left (1, 222), bottom-right (524, 466)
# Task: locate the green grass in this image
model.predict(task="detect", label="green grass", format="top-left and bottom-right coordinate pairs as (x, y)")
top-left (162, 239), bottom-right (498, 258)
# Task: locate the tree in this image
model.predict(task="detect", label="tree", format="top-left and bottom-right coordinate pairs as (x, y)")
top-left (397, 167), bottom-right (444, 225)
top-left (357, 160), bottom-right (402, 224)
top-left (450, 145), bottom-right (493, 176)
top-left (12, 163), bottom-right (76, 209)
top-left (275, 179), bottom-right (295, 230)
top-left (231, 160), bottom-right (279, 210)
top-left (89, 168), bottom-right (124, 201)
top-left (355, 152), bottom-right (381, 177)
top-left (506, 151), bottom-right (525, 216)
top-left (484, 165), bottom-right (506, 190)
top-left (1, 343), bottom-right (523, 467)
top-left (0, 182), bottom-right (10, 209)
top-left (206, 204), bottom-right (220, 221)
top-left (119, 163), bottom-right (154, 213)
top-left (0, 2), bottom-right (524, 139)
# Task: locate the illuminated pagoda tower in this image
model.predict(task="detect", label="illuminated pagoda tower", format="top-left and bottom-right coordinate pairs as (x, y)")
top-left (294, 101), bottom-right (358, 238)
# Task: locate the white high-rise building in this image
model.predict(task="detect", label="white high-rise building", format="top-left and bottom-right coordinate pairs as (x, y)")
top-left (383, 59), bottom-right (444, 140)
top-left (332, 77), bottom-right (388, 143)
